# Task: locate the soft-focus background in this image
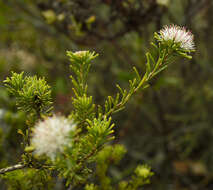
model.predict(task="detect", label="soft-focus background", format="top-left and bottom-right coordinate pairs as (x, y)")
top-left (0, 0), bottom-right (213, 189)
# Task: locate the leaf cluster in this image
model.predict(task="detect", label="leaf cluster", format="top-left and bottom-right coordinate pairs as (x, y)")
top-left (4, 72), bottom-right (52, 114)
top-left (2, 168), bottom-right (53, 190)
top-left (85, 144), bottom-right (153, 190)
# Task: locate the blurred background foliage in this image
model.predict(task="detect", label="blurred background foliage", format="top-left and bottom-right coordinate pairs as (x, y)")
top-left (0, 0), bottom-right (213, 189)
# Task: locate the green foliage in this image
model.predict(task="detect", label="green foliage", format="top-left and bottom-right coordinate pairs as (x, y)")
top-left (0, 0), bottom-right (212, 189)
top-left (67, 51), bottom-right (98, 96)
top-left (0, 49), bottom-right (159, 189)
top-left (4, 72), bottom-right (52, 114)
top-left (51, 44), bottom-right (189, 189)
top-left (101, 36), bottom-right (187, 118)
top-left (0, 26), bottom-right (194, 189)
top-left (87, 116), bottom-right (114, 147)
top-left (130, 165), bottom-right (154, 189)
top-left (68, 51), bottom-right (98, 128)
top-left (0, 128), bottom-right (4, 163)
top-left (2, 168), bottom-right (53, 190)
top-left (85, 144), bottom-right (153, 190)
top-left (71, 95), bottom-right (95, 124)
top-left (85, 184), bottom-right (98, 190)
top-left (95, 145), bottom-right (126, 190)
top-left (117, 165), bottom-right (154, 190)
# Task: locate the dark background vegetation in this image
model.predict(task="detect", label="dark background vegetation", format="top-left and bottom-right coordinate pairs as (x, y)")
top-left (0, 0), bottom-right (213, 189)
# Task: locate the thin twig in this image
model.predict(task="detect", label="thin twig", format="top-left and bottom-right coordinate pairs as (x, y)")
top-left (0, 164), bottom-right (26, 174)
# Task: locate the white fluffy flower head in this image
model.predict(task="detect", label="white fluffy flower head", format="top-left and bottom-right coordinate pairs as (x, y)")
top-left (158, 25), bottom-right (195, 51)
top-left (31, 115), bottom-right (76, 160)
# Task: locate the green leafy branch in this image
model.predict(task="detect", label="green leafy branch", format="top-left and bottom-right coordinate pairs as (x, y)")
top-left (102, 43), bottom-right (174, 118)
top-left (67, 51), bottom-right (98, 97)
top-left (4, 72), bottom-right (52, 115)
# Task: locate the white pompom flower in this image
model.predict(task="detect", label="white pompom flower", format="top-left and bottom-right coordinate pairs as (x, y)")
top-left (157, 25), bottom-right (195, 51)
top-left (31, 115), bottom-right (76, 160)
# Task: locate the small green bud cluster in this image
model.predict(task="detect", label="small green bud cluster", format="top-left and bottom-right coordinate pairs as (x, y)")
top-left (135, 165), bottom-right (153, 179)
